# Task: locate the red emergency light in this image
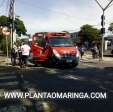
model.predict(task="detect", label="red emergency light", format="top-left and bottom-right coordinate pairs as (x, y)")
top-left (48, 32), bottom-right (67, 37)
top-left (37, 33), bottom-right (44, 36)
top-left (34, 32), bottom-right (44, 37)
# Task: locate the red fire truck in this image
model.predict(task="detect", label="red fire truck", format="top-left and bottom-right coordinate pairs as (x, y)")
top-left (31, 32), bottom-right (80, 67)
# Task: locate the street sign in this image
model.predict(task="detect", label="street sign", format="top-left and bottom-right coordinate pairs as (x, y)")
top-left (101, 28), bottom-right (105, 34)
top-left (2, 27), bottom-right (10, 36)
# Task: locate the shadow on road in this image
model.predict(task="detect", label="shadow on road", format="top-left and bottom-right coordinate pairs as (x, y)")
top-left (0, 66), bottom-right (33, 112)
top-left (22, 65), bottom-right (113, 112)
top-left (0, 64), bottom-right (113, 112)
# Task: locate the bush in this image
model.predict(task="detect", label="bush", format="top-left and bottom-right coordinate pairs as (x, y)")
top-left (0, 37), bottom-right (11, 54)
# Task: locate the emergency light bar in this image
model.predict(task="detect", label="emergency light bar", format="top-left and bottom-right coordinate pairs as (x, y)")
top-left (48, 33), bottom-right (67, 37)
top-left (34, 32), bottom-right (44, 37)
top-left (37, 33), bottom-right (44, 36)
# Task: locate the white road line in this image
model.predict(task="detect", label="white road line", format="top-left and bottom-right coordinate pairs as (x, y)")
top-left (0, 72), bottom-right (15, 75)
top-left (0, 81), bottom-right (18, 86)
top-left (0, 76), bottom-right (17, 80)
top-left (80, 63), bottom-right (96, 67)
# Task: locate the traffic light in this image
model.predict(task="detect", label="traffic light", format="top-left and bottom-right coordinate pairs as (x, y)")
top-left (101, 28), bottom-right (105, 34)
top-left (101, 14), bottom-right (105, 27)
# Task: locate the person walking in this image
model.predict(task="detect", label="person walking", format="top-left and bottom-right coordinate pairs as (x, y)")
top-left (91, 44), bottom-right (98, 59)
top-left (11, 44), bottom-right (17, 66)
top-left (79, 45), bottom-right (85, 59)
top-left (20, 42), bottom-right (31, 68)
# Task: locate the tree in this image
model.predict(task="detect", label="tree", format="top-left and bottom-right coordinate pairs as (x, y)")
top-left (14, 18), bottom-right (27, 36)
top-left (0, 16), bottom-right (8, 44)
top-left (0, 28), bottom-right (3, 44)
top-left (78, 24), bottom-right (101, 43)
top-left (0, 15), bottom-right (27, 53)
top-left (108, 23), bottom-right (113, 33)
top-left (0, 15), bottom-right (27, 36)
top-left (0, 16), bottom-right (9, 26)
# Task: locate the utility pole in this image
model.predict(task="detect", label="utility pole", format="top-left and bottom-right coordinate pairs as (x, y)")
top-left (95, 0), bottom-right (113, 60)
top-left (9, 0), bottom-right (15, 49)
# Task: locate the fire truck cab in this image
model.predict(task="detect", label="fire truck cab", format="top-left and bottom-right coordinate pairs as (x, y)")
top-left (31, 32), bottom-right (80, 67)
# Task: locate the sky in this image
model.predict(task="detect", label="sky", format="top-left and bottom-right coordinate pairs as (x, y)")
top-left (1, 0), bottom-right (113, 34)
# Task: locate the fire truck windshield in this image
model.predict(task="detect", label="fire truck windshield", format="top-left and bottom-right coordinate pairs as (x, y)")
top-left (48, 37), bottom-right (73, 47)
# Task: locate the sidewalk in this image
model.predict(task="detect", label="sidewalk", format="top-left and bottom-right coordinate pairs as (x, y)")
top-left (0, 56), bottom-right (11, 65)
top-left (81, 52), bottom-right (113, 64)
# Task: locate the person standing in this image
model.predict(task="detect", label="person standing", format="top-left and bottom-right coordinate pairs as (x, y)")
top-left (11, 44), bottom-right (17, 66)
top-left (21, 42), bottom-right (31, 68)
top-left (18, 45), bottom-right (22, 66)
top-left (97, 42), bottom-right (101, 60)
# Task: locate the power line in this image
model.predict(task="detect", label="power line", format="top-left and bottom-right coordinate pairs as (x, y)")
top-left (17, 0), bottom-right (78, 21)
top-left (16, 0), bottom-right (84, 32)
top-left (15, 0), bottom-right (79, 31)
top-left (20, 0), bottom-right (113, 28)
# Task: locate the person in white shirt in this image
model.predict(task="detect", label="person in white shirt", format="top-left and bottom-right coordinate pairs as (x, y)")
top-left (21, 42), bottom-right (31, 67)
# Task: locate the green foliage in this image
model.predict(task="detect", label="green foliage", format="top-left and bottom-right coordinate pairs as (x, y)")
top-left (78, 24), bottom-right (101, 42)
top-left (0, 15), bottom-right (27, 53)
top-left (0, 16), bottom-right (9, 26)
top-left (15, 18), bottom-right (27, 36)
top-left (108, 23), bottom-right (113, 33)
top-left (16, 38), bottom-right (29, 47)
top-left (0, 15), bottom-right (27, 36)
top-left (0, 37), bottom-right (11, 53)
top-left (0, 27), bottom-right (4, 46)
top-left (0, 30), bottom-right (3, 42)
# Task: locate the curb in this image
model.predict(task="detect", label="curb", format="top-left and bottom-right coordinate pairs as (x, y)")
top-left (81, 54), bottom-right (113, 64)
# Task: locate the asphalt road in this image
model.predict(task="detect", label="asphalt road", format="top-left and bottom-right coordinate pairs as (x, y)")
top-left (0, 61), bottom-right (113, 112)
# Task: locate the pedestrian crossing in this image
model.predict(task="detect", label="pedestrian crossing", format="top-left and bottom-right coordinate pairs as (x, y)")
top-left (0, 72), bottom-right (19, 89)
top-left (80, 63), bottom-right (97, 67)
top-left (79, 60), bottom-right (99, 68)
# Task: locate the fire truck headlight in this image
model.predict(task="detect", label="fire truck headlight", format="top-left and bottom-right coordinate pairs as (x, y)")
top-left (53, 49), bottom-right (61, 59)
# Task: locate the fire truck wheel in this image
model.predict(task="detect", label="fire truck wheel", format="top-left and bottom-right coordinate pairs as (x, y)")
top-left (72, 62), bottom-right (78, 68)
top-left (33, 58), bottom-right (38, 67)
top-left (47, 56), bottom-right (56, 67)
top-left (33, 61), bottom-right (37, 67)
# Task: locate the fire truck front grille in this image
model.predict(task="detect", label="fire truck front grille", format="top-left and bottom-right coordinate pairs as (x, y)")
top-left (62, 53), bottom-right (75, 59)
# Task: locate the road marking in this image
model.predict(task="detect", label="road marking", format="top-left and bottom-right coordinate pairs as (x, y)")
top-left (99, 86), bottom-right (113, 93)
top-left (0, 72), bottom-right (15, 75)
top-left (0, 81), bottom-right (18, 86)
top-left (80, 63), bottom-right (96, 67)
top-left (59, 75), bottom-right (84, 81)
top-left (0, 76), bottom-right (17, 80)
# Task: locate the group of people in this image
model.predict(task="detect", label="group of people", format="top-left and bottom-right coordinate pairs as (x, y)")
top-left (11, 42), bottom-right (31, 68)
top-left (77, 42), bottom-right (101, 59)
